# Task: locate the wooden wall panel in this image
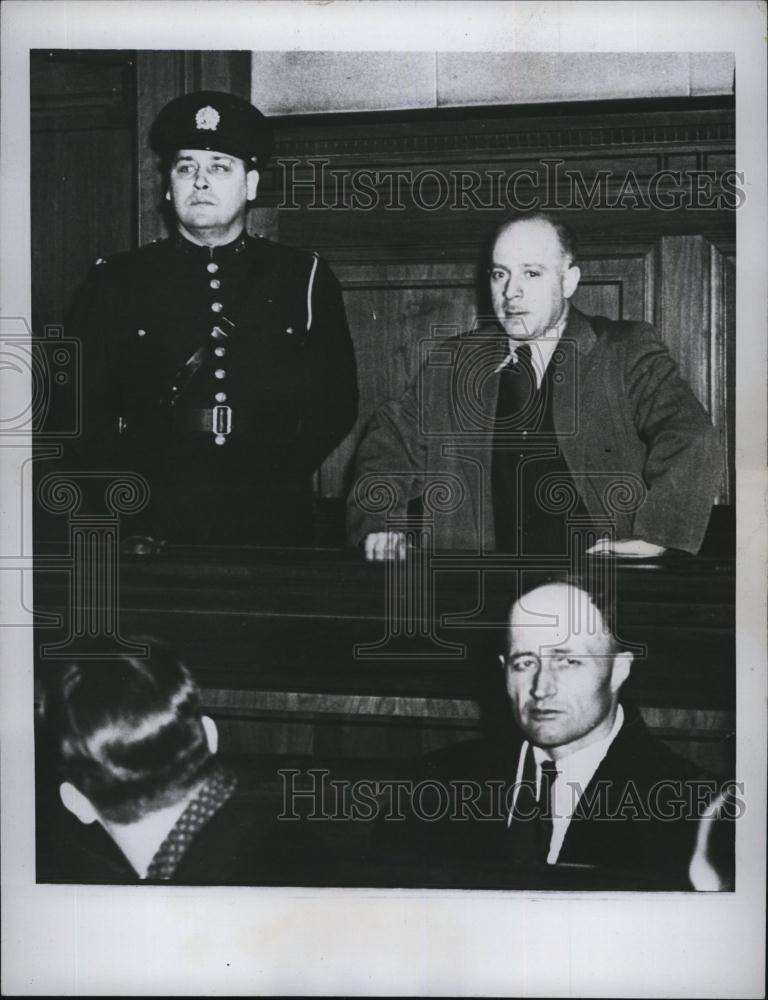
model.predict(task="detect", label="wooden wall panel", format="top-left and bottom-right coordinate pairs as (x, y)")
top-left (31, 50), bottom-right (136, 333)
top-left (656, 235), bottom-right (733, 502)
top-left (657, 235), bottom-right (712, 405)
top-left (263, 99), bottom-right (737, 265)
top-left (323, 263), bottom-right (478, 496)
top-left (572, 250), bottom-right (654, 322)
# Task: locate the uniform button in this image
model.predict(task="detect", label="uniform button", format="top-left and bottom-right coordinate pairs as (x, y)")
top-left (209, 279), bottom-right (221, 289)
top-left (207, 262), bottom-right (219, 274)
top-left (285, 326), bottom-right (294, 335)
top-left (210, 326), bottom-right (226, 340)
top-left (214, 368), bottom-right (226, 379)
top-left (137, 328), bottom-right (146, 337)
top-left (214, 434), bottom-right (226, 445)
top-left (211, 302), bottom-right (223, 313)
top-left (215, 392), bottom-right (227, 403)
top-left (214, 346), bottom-right (226, 357)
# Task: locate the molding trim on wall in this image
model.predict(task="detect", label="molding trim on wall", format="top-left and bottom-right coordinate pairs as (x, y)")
top-left (272, 120), bottom-right (735, 162)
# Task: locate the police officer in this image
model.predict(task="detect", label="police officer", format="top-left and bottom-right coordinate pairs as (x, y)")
top-left (66, 90), bottom-right (358, 548)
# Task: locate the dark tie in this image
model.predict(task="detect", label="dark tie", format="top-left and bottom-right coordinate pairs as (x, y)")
top-left (496, 344), bottom-right (539, 432)
top-left (536, 760), bottom-right (559, 864)
top-left (509, 749), bottom-right (558, 865)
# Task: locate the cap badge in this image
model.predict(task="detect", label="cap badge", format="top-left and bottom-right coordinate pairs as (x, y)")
top-left (195, 106), bottom-right (220, 131)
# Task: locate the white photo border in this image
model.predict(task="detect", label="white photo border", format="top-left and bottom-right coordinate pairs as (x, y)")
top-left (1, 2), bottom-right (766, 996)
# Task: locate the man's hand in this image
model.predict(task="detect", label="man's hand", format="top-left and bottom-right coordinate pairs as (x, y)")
top-left (363, 531), bottom-right (408, 561)
top-left (587, 537), bottom-right (666, 558)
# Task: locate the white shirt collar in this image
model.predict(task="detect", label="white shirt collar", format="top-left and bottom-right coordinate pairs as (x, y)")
top-left (493, 303), bottom-right (570, 387)
top-left (532, 703), bottom-right (625, 778)
top-left (537, 706), bottom-right (625, 864)
top-left (509, 705), bottom-right (626, 864)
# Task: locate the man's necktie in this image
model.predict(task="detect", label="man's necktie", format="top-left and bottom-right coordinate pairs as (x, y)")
top-left (536, 760), bottom-right (559, 864)
top-left (496, 344), bottom-right (539, 431)
top-left (514, 343), bottom-right (533, 369)
top-left (509, 750), bottom-right (558, 865)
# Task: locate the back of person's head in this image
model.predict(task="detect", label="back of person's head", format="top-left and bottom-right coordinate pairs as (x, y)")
top-left (41, 641), bottom-right (215, 825)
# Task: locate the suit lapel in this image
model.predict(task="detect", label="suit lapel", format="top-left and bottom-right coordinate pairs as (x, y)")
top-left (454, 328), bottom-right (507, 546)
top-left (559, 712), bottom-right (648, 863)
top-left (552, 308), bottom-right (603, 520)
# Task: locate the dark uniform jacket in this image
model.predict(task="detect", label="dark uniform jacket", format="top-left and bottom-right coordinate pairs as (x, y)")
top-left (347, 308), bottom-right (721, 554)
top-left (65, 232), bottom-right (358, 545)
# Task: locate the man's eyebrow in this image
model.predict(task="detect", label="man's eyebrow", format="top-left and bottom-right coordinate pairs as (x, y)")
top-left (509, 645), bottom-right (577, 656)
top-left (490, 261), bottom-right (551, 270)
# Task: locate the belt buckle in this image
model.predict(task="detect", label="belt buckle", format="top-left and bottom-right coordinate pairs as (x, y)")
top-left (212, 404), bottom-right (232, 436)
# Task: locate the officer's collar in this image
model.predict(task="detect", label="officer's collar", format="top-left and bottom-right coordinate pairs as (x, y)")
top-left (172, 229), bottom-right (250, 259)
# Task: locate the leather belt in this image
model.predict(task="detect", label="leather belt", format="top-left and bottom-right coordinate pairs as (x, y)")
top-left (173, 405), bottom-right (233, 435)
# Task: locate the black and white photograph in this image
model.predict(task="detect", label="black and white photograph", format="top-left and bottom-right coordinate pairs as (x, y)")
top-left (1, 1), bottom-right (766, 996)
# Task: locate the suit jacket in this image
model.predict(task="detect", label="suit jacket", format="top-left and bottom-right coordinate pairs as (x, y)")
top-left (347, 309), bottom-right (721, 554)
top-left (58, 232), bottom-right (358, 544)
top-left (36, 766), bottom-right (310, 886)
top-left (413, 708), bottom-right (715, 890)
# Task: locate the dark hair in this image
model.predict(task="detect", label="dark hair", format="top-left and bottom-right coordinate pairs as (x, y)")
top-left (491, 211), bottom-right (578, 266)
top-left (41, 640), bottom-right (213, 824)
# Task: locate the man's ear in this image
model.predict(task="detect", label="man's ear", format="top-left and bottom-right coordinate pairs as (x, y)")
top-left (59, 782), bottom-right (99, 825)
top-left (246, 168), bottom-right (259, 202)
top-left (201, 715), bottom-right (219, 755)
top-left (563, 263), bottom-right (581, 299)
top-left (610, 651), bottom-right (633, 693)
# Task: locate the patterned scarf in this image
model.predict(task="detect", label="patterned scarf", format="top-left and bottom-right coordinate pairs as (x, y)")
top-left (145, 767), bottom-right (238, 880)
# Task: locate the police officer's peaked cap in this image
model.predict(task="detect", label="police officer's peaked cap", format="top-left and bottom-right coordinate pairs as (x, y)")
top-left (149, 91), bottom-right (274, 170)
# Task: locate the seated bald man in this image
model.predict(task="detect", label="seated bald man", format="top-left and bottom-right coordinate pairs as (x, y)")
top-left (348, 212), bottom-right (720, 561)
top-left (414, 577), bottom-right (722, 889)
